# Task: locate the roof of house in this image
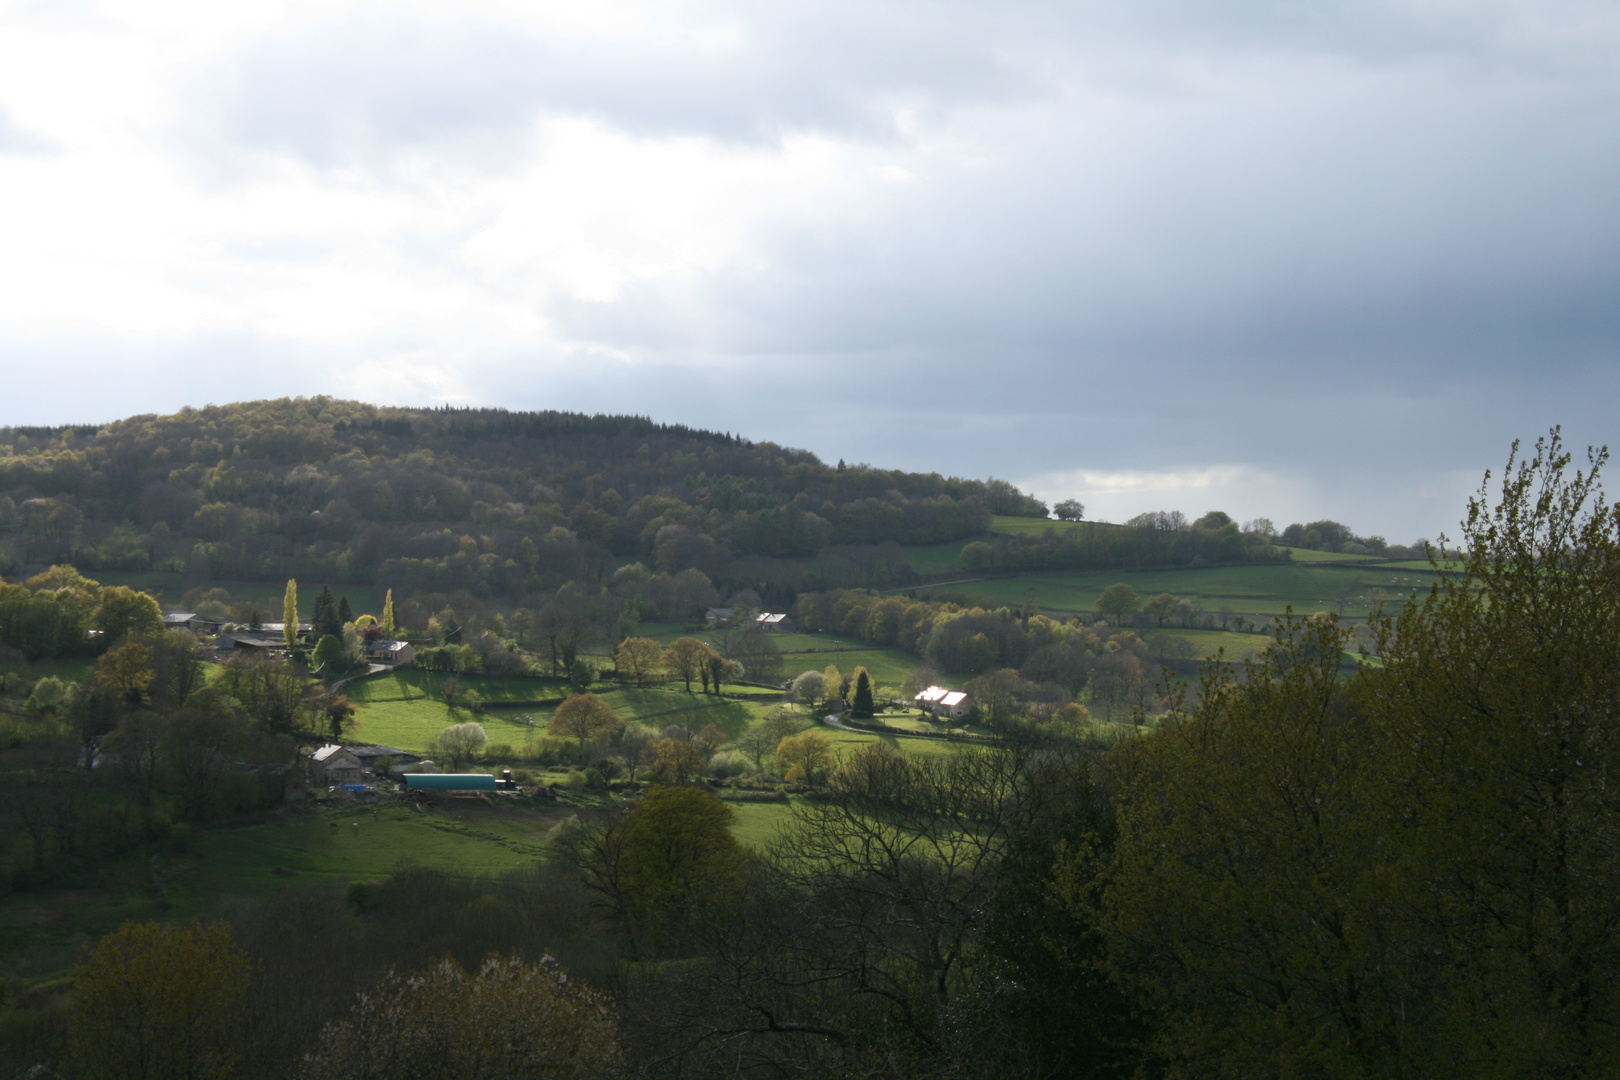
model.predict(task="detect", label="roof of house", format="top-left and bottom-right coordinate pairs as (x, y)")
top-left (914, 685), bottom-right (949, 702)
top-left (260, 621), bottom-right (314, 633)
top-left (755, 612), bottom-right (791, 625)
top-left (222, 634), bottom-right (281, 648)
top-left (347, 744), bottom-right (414, 761)
top-left (940, 691), bottom-right (968, 707)
top-left (311, 744), bottom-right (358, 763)
top-left (163, 611), bottom-right (196, 624)
top-left (706, 607), bottom-right (734, 616)
top-left (368, 639), bottom-right (412, 653)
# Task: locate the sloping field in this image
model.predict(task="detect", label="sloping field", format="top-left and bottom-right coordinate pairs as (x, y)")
top-left (348, 674), bottom-right (785, 753)
top-left (913, 561), bottom-right (1441, 619)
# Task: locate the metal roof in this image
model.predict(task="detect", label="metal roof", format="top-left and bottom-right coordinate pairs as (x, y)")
top-left (403, 773), bottom-right (498, 791)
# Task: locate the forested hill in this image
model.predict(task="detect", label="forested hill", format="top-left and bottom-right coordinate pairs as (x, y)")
top-left (0, 398), bottom-right (1046, 601)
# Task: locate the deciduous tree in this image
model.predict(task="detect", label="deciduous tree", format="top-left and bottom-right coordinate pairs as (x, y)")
top-left (664, 637), bottom-right (712, 692)
top-left (776, 730), bottom-right (835, 785)
top-left (73, 919), bottom-right (251, 1080)
top-left (436, 721), bottom-right (487, 768)
top-left (282, 579), bottom-right (299, 652)
top-left (300, 954), bottom-right (622, 1080)
top-left (614, 636), bottom-right (665, 687)
top-left (1095, 582), bottom-right (1141, 624)
top-left (549, 693), bottom-right (622, 751)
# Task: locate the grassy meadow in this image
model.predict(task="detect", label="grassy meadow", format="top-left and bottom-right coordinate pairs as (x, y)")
top-left (906, 561), bottom-right (1442, 619)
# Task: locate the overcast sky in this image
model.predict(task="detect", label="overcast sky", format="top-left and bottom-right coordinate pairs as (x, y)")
top-left (2, 0), bottom-right (1617, 542)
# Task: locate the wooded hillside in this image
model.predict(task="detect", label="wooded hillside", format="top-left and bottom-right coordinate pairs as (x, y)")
top-left (0, 399), bottom-right (1044, 601)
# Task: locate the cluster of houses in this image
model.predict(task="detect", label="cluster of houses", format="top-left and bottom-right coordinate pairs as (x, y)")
top-left (162, 610), bottom-right (416, 666)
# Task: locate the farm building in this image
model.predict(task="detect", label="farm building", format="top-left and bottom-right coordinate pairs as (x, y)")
top-left (403, 773), bottom-right (498, 792)
top-left (754, 612), bottom-right (796, 633)
top-left (216, 633), bottom-right (283, 655)
top-left (163, 611), bottom-right (225, 635)
top-left (310, 744), bottom-right (365, 785)
top-left (914, 685), bottom-right (971, 720)
top-left (366, 639), bottom-right (417, 665)
top-left (705, 607), bottom-right (734, 626)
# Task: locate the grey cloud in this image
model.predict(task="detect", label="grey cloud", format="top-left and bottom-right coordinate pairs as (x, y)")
top-left (188, 3), bottom-right (1045, 165)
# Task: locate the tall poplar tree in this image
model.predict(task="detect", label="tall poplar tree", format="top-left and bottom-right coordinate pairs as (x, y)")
top-left (381, 589), bottom-right (396, 637)
top-left (282, 579), bottom-right (298, 651)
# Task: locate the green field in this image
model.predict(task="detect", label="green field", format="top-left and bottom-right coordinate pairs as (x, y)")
top-left (988, 515), bottom-right (1093, 537)
top-left (776, 647), bottom-right (916, 685)
top-left (0, 654), bottom-right (97, 684)
top-left (897, 539), bottom-right (974, 574)
top-left (1159, 629), bottom-right (1272, 662)
top-left (908, 561), bottom-right (1441, 619)
top-left (0, 800), bottom-right (576, 967)
top-left (345, 668), bottom-right (788, 753)
top-left (1278, 546), bottom-right (1385, 563)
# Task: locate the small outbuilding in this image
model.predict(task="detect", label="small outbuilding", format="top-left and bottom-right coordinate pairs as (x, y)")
top-left (704, 607), bottom-right (734, 626)
top-left (310, 744), bottom-right (365, 786)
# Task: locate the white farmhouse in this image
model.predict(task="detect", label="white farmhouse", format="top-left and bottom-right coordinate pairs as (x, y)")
top-left (913, 685), bottom-right (971, 720)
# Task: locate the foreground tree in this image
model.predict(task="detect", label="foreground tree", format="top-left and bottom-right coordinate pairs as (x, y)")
top-left (299, 954), bottom-right (622, 1080)
top-left (568, 784), bottom-right (743, 955)
top-left (1106, 431), bottom-right (1620, 1079)
top-left (73, 919), bottom-right (252, 1080)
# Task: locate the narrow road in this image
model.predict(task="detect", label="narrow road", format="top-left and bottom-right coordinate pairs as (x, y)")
top-left (328, 663), bottom-right (388, 694)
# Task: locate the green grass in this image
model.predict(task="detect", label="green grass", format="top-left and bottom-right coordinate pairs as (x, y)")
top-left (175, 804), bottom-right (556, 912)
top-left (1157, 629), bottom-right (1271, 662)
top-left (779, 648), bottom-right (916, 685)
top-left (728, 798), bottom-right (802, 848)
top-left (0, 655), bottom-right (97, 683)
top-left (0, 802), bottom-right (572, 966)
top-left (989, 515), bottom-right (1095, 536)
top-left (897, 539), bottom-right (974, 574)
top-left (909, 561), bottom-right (1442, 619)
top-left (1278, 546), bottom-right (1386, 563)
top-left (348, 672), bottom-right (788, 753)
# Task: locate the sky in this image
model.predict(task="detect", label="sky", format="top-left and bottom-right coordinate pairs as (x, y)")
top-left (1, 0), bottom-right (1617, 543)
